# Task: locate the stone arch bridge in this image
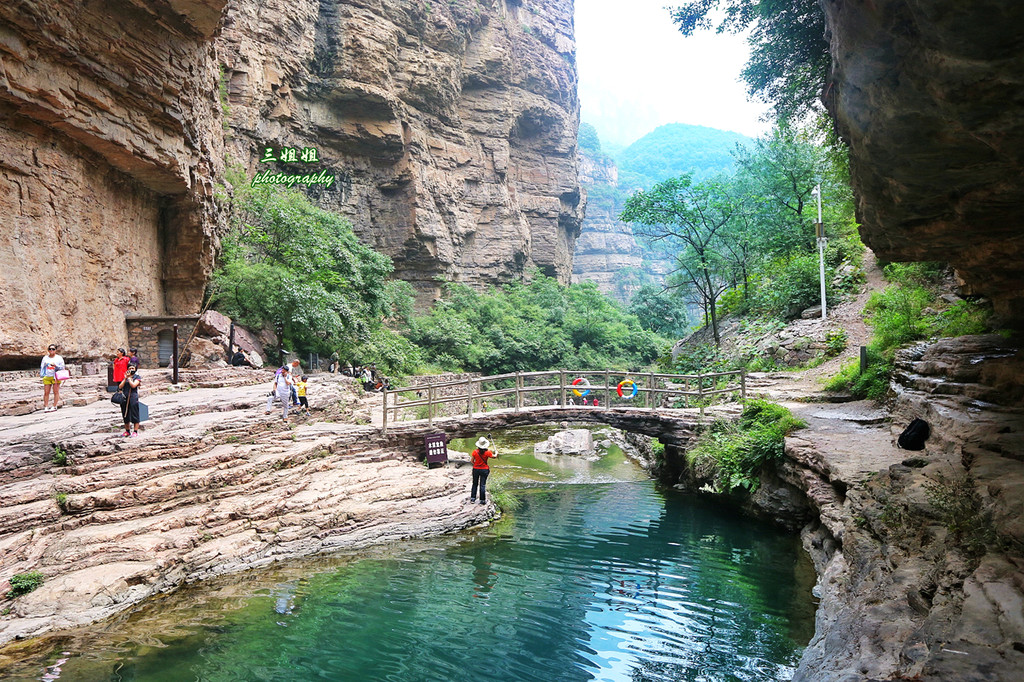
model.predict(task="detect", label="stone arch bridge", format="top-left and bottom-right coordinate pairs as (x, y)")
top-left (379, 369), bottom-right (746, 454)
top-left (378, 404), bottom-right (740, 459)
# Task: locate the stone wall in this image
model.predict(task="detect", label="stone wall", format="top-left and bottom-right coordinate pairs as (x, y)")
top-left (216, 0), bottom-right (584, 303)
top-left (125, 316), bottom-right (201, 369)
top-left (822, 0), bottom-right (1024, 326)
top-left (571, 146), bottom-right (672, 303)
top-left (0, 0), bottom-right (583, 369)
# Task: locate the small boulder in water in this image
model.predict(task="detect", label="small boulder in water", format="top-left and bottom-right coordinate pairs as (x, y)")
top-left (535, 429), bottom-right (595, 457)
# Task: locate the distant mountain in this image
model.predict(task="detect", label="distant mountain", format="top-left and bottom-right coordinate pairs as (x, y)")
top-left (573, 122), bottom-right (753, 303)
top-left (614, 123), bottom-right (752, 190)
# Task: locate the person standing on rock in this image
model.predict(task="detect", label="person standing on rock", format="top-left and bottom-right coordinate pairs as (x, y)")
top-left (113, 348), bottom-right (129, 384)
top-left (40, 344), bottom-right (66, 413)
top-left (288, 359), bottom-right (302, 406)
top-left (274, 366), bottom-right (294, 419)
top-left (470, 437), bottom-right (497, 505)
top-left (119, 364), bottom-right (142, 437)
top-left (128, 348), bottom-right (141, 368)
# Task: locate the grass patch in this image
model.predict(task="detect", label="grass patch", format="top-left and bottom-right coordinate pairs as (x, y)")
top-left (686, 400), bottom-right (804, 493)
top-left (824, 260), bottom-right (991, 400)
top-left (7, 571), bottom-right (45, 598)
top-left (487, 471), bottom-right (522, 513)
top-left (932, 300), bottom-right (992, 337)
top-left (52, 445), bottom-right (68, 467)
top-left (53, 492), bottom-right (69, 513)
top-left (823, 348), bottom-right (892, 400)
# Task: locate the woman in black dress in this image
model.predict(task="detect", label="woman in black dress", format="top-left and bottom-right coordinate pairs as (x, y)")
top-left (119, 364), bottom-right (142, 437)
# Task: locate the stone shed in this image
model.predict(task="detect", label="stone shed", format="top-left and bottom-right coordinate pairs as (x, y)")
top-left (125, 315), bottom-right (200, 369)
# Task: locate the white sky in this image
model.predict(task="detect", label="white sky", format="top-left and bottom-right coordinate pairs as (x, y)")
top-left (574, 0), bottom-right (772, 148)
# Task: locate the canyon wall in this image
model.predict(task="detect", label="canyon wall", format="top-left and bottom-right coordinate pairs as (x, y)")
top-left (0, 0), bottom-right (583, 367)
top-left (216, 0), bottom-right (583, 302)
top-left (822, 0), bottom-right (1024, 326)
top-left (572, 148), bottom-right (671, 303)
top-left (0, 0), bottom-right (227, 368)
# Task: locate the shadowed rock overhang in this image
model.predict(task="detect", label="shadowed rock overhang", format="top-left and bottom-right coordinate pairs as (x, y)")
top-left (822, 0), bottom-right (1024, 326)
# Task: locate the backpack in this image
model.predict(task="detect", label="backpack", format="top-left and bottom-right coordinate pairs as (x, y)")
top-left (897, 418), bottom-right (930, 450)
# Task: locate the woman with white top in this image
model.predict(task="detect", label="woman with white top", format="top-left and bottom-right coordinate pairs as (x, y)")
top-left (274, 366), bottom-right (293, 419)
top-left (40, 344), bottom-right (66, 413)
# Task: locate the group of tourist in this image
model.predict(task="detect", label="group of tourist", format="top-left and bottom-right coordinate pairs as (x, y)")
top-left (39, 344), bottom-right (144, 437)
top-left (557, 397), bottom-right (600, 407)
top-left (39, 343), bottom-right (500, 508)
top-left (265, 359), bottom-right (311, 419)
top-left (112, 347), bottom-right (143, 436)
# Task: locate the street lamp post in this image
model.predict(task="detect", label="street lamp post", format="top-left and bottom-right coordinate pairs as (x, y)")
top-left (811, 184), bottom-right (827, 320)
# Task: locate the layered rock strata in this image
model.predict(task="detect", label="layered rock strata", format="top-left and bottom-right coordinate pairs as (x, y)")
top-left (675, 334), bottom-right (1024, 680)
top-left (571, 147), bottom-right (671, 302)
top-left (216, 0), bottom-right (583, 302)
top-left (822, 0), bottom-right (1024, 325)
top-left (0, 0), bottom-right (227, 367)
top-left (0, 0), bottom-right (583, 367)
top-left (0, 372), bottom-right (492, 649)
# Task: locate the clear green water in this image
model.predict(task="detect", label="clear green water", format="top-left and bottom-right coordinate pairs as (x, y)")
top-left (5, 426), bottom-right (815, 682)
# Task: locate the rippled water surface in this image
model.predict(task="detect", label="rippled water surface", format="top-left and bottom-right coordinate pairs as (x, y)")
top-left (7, 427), bottom-right (815, 681)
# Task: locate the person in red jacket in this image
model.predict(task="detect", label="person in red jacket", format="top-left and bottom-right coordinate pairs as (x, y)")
top-left (112, 348), bottom-right (129, 384)
top-left (470, 436), bottom-right (497, 505)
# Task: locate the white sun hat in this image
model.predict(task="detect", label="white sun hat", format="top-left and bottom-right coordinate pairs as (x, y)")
top-left (475, 437), bottom-right (490, 450)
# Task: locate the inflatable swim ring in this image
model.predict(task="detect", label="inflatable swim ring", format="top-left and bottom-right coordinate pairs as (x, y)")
top-left (571, 377), bottom-right (591, 397)
top-left (617, 379), bottom-right (639, 399)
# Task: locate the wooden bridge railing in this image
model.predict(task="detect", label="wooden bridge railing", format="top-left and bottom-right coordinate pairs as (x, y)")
top-left (381, 368), bottom-right (746, 434)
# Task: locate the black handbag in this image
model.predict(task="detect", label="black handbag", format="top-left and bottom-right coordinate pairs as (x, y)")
top-left (111, 389), bottom-right (126, 405)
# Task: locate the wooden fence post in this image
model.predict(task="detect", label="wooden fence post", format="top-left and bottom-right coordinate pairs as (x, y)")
top-left (740, 369), bottom-right (747, 401)
top-left (647, 372), bottom-right (654, 410)
top-left (605, 369), bottom-right (611, 410)
top-left (515, 372), bottom-right (521, 413)
top-left (467, 378), bottom-right (473, 417)
top-left (382, 387), bottom-right (388, 434)
top-left (427, 382), bottom-right (434, 427)
top-left (697, 373), bottom-right (704, 419)
top-left (560, 370), bottom-right (566, 407)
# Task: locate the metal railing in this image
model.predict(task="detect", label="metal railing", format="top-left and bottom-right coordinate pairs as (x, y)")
top-left (381, 369), bottom-right (746, 434)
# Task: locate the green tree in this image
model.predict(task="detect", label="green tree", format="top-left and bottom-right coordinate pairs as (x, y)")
top-left (211, 169), bottom-right (419, 374)
top-left (669, 0), bottom-right (830, 125)
top-left (409, 275), bottom-right (664, 374)
top-left (628, 284), bottom-right (693, 338)
top-left (620, 175), bottom-right (741, 345)
top-left (732, 125), bottom-right (851, 257)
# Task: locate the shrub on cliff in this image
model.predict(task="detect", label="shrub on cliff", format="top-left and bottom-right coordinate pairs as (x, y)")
top-left (7, 570), bottom-right (44, 598)
top-left (686, 399), bottom-right (804, 493)
top-left (211, 169), bottom-right (420, 375)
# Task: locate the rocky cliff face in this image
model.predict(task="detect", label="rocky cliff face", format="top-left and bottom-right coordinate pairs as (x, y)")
top-left (216, 0), bottom-right (583, 302)
top-left (0, 0), bottom-right (582, 367)
top-left (822, 0), bottom-right (1024, 326)
top-left (0, 0), bottom-right (227, 368)
top-left (572, 148), bottom-right (671, 302)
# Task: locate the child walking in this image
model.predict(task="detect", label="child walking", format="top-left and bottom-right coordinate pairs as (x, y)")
top-left (296, 375), bottom-right (310, 414)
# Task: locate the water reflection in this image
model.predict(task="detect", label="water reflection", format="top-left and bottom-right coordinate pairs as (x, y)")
top-left (1, 426), bottom-right (814, 682)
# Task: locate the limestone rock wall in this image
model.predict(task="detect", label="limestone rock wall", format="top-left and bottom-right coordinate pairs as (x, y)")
top-left (0, 0), bottom-right (227, 368)
top-left (572, 147), bottom-right (671, 303)
top-left (0, 0), bottom-right (583, 368)
top-left (216, 0), bottom-right (584, 302)
top-left (822, 0), bottom-right (1024, 326)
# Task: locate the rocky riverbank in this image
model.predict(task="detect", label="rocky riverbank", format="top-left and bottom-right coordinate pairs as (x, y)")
top-left (0, 370), bottom-right (493, 659)
top-left (670, 334), bottom-right (1024, 681)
